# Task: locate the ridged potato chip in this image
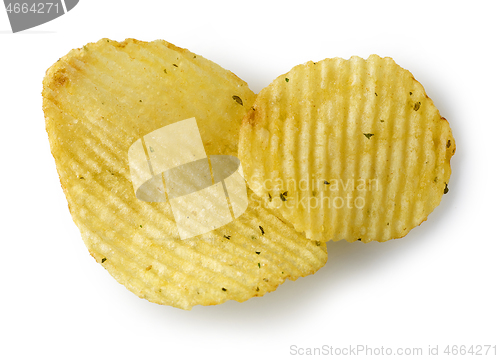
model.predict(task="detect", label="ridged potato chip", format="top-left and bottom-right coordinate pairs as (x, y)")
top-left (43, 39), bottom-right (327, 310)
top-left (239, 55), bottom-right (455, 243)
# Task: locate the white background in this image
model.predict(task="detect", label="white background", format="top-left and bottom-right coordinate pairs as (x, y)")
top-left (1, 1), bottom-right (499, 358)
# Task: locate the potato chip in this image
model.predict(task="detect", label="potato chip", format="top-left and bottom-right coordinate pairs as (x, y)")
top-left (43, 39), bottom-right (327, 309)
top-left (239, 55), bottom-right (455, 243)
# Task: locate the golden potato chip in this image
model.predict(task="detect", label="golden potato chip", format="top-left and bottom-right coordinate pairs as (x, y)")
top-left (239, 55), bottom-right (455, 243)
top-left (43, 39), bottom-right (327, 310)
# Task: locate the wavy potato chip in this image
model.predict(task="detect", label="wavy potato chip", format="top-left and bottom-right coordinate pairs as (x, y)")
top-left (239, 55), bottom-right (455, 243)
top-left (43, 39), bottom-right (327, 309)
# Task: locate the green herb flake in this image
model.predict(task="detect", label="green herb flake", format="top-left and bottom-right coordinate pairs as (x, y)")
top-left (409, 91), bottom-right (413, 95)
top-left (434, 177), bottom-right (438, 183)
top-left (139, 225), bottom-right (143, 228)
top-left (380, 120), bottom-right (385, 122)
top-left (363, 133), bottom-right (374, 139)
top-left (413, 101), bottom-right (421, 111)
top-left (280, 192), bottom-right (288, 201)
top-left (172, 64), bottom-right (178, 67)
top-left (232, 95), bottom-right (243, 106)
top-left (101, 258), bottom-right (107, 263)
top-left (80, 176), bottom-right (85, 180)
top-left (139, 100), bottom-right (142, 102)
top-left (268, 193), bottom-right (272, 202)
top-left (224, 235), bottom-right (231, 240)
top-left (163, 69), bottom-right (167, 74)
top-left (375, 92), bottom-right (378, 96)
top-left (285, 78), bottom-right (289, 82)
top-left (259, 226), bottom-right (265, 235)
top-left (222, 287), bottom-right (227, 292)
top-left (358, 238), bottom-right (362, 241)
top-left (324, 180), bottom-right (330, 185)
top-left (258, 263), bottom-right (261, 268)
top-left (256, 251), bottom-right (261, 255)
top-left (444, 183), bottom-right (449, 194)
top-left (149, 146), bottom-right (154, 153)
top-left (446, 140), bottom-right (451, 148)
top-left (315, 241), bottom-right (321, 247)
